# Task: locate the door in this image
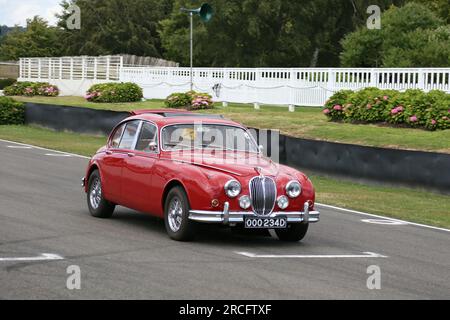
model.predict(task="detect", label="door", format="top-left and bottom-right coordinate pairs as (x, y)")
top-left (101, 120), bottom-right (141, 204)
top-left (121, 121), bottom-right (159, 213)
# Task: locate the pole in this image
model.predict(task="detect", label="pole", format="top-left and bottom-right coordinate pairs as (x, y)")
top-left (190, 12), bottom-right (193, 91)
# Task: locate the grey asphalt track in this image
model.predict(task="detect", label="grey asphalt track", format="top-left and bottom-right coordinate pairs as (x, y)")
top-left (0, 139), bottom-right (449, 300)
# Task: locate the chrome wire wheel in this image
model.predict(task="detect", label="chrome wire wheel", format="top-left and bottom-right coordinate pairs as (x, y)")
top-left (168, 196), bottom-right (183, 232)
top-left (89, 178), bottom-right (102, 210)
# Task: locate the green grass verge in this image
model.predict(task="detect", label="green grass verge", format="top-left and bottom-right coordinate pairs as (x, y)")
top-left (13, 96), bottom-right (450, 154)
top-left (0, 125), bottom-right (106, 156)
top-left (1, 124), bottom-right (449, 229)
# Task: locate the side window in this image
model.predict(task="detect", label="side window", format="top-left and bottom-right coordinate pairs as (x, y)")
top-left (110, 124), bottom-right (125, 148)
top-left (135, 122), bottom-right (158, 153)
top-left (118, 121), bottom-right (140, 150)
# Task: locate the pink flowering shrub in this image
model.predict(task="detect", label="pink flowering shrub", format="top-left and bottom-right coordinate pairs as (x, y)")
top-left (85, 83), bottom-right (142, 103)
top-left (324, 88), bottom-right (450, 131)
top-left (165, 91), bottom-right (214, 110)
top-left (323, 90), bottom-right (352, 121)
top-left (3, 82), bottom-right (59, 97)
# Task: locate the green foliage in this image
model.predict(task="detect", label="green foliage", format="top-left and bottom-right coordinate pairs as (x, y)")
top-left (0, 78), bottom-right (16, 90)
top-left (85, 83), bottom-right (143, 103)
top-left (324, 89), bottom-right (450, 131)
top-left (57, 0), bottom-right (173, 56)
top-left (165, 92), bottom-right (192, 109)
top-left (341, 3), bottom-right (449, 67)
top-left (165, 91), bottom-right (214, 110)
top-left (3, 82), bottom-right (59, 97)
top-left (0, 97), bottom-right (25, 125)
top-left (410, 0), bottom-right (450, 23)
top-left (159, 0), bottom-right (405, 68)
top-left (0, 17), bottom-right (63, 60)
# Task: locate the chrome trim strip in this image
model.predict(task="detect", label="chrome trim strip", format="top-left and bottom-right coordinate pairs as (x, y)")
top-left (223, 202), bottom-right (230, 225)
top-left (303, 202), bottom-right (310, 224)
top-left (188, 202), bottom-right (320, 225)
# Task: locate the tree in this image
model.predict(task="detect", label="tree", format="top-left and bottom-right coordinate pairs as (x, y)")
top-left (340, 3), bottom-right (448, 67)
top-left (0, 17), bottom-right (62, 60)
top-left (57, 0), bottom-right (173, 57)
top-left (410, 0), bottom-right (450, 23)
top-left (159, 0), bottom-right (408, 67)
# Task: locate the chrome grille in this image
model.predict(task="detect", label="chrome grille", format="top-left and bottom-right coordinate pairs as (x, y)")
top-left (249, 176), bottom-right (276, 216)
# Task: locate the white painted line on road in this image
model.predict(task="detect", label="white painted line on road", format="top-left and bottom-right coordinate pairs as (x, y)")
top-left (316, 203), bottom-right (450, 233)
top-left (7, 145), bottom-right (33, 149)
top-left (0, 139), bottom-right (91, 159)
top-left (361, 219), bottom-right (408, 226)
top-left (235, 251), bottom-right (387, 259)
top-left (0, 253), bottom-right (64, 262)
top-left (44, 153), bottom-right (72, 157)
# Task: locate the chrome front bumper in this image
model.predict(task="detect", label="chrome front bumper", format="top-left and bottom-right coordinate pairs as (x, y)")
top-left (189, 202), bottom-right (320, 225)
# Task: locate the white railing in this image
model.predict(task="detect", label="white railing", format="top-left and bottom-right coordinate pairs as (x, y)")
top-left (19, 56), bottom-right (123, 81)
top-left (121, 67), bottom-right (450, 106)
top-left (19, 56), bottom-right (450, 106)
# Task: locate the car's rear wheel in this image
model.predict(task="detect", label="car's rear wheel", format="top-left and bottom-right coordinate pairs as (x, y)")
top-left (164, 186), bottom-right (196, 241)
top-left (275, 223), bottom-right (309, 242)
top-left (87, 170), bottom-right (115, 218)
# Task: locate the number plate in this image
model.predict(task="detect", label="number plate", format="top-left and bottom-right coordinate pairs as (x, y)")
top-left (244, 217), bottom-right (287, 229)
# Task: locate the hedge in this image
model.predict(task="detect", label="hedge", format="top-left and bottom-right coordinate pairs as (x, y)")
top-left (323, 88), bottom-right (450, 131)
top-left (0, 97), bottom-right (25, 125)
top-left (3, 81), bottom-right (59, 97)
top-left (0, 78), bottom-right (16, 90)
top-left (165, 91), bottom-right (214, 110)
top-left (85, 82), bottom-right (143, 103)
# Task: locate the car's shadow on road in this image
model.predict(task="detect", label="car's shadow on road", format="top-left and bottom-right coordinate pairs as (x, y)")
top-left (111, 208), bottom-right (306, 249)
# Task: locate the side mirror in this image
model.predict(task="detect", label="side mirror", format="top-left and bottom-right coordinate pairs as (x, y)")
top-left (258, 145), bottom-right (264, 153)
top-left (149, 141), bottom-right (158, 152)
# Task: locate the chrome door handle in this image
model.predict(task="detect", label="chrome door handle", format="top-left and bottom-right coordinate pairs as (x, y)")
top-left (127, 153), bottom-right (135, 157)
top-left (106, 150), bottom-right (113, 155)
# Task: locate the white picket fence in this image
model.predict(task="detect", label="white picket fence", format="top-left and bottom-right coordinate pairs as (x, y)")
top-left (18, 56), bottom-right (450, 107)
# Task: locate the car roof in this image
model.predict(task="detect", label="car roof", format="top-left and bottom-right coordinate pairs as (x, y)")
top-left (125, 110), bottom-right (245, 128)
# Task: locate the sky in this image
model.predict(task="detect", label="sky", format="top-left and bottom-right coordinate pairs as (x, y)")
top-left (0, 0), bottom-right (62, 27)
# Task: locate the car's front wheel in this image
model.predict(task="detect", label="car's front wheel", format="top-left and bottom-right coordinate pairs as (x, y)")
top-left (87, 170), bottom-right (115, 218)
top-left (275, 223), bottom-right (309, 242)
top-left (164, 186), bottom-right (196, 241)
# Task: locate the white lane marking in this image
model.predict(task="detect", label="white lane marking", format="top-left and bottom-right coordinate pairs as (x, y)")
top-left (361, 219), bottom-right (408, 226)
top-left (44, 153), bottom-right (72, 157)
top-left (316, 203), bottom-right (450, 233)
top-left (0, 253), bottom-right (64, 262)
top-left (7, 146), bottom-right (33, 149)
top-left (235, 251), bottom-right (387, 259)
top-left (0, 139), bottom-right (90, 159)
top-left (2, 139), bottom-right (449, 234)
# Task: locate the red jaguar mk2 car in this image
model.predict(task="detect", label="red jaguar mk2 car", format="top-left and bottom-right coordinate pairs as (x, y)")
top-left (82, 110), bottom-right (319, 242)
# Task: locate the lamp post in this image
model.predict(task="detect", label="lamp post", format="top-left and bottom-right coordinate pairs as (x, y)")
top-left (180, 3), bottom-right (213, 91)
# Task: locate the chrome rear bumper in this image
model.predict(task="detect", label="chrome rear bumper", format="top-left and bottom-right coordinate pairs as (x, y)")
top-left (189, 202), bottom-right (320, 225)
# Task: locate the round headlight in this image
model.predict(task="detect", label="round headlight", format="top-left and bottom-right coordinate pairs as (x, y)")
top-left (286, 180), bottom-right (302, 198)
top-left (277, 196), bottom-right (289, 210)
top-left (224, 180), bottom-right (241, 198)
top-left (239, 195), bottom-right (251, 210)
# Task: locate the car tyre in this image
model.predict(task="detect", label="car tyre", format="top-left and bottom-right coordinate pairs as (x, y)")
top-left (275, 223), bottom-right (309, 242)
top-left (87, 170), bottom-right (115, 218)
top-left (164, 186), bottom-right (196, 241)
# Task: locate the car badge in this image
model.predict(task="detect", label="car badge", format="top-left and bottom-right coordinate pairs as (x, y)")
top-left (254, 167), bottom-right (264, 177)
